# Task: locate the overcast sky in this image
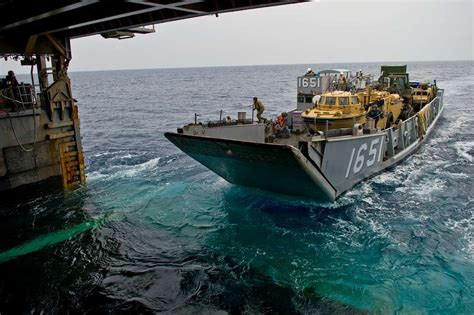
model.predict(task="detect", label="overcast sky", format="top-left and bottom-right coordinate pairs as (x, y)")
top-left (3, 0), bottom-right (473, 74)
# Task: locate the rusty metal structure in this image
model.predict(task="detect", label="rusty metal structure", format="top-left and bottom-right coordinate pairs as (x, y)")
top-left (0, 0), bottom-right (307, 195)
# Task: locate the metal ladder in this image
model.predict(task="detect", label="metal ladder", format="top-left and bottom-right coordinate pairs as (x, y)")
top-left (44, 79), bottom-right (86, 188)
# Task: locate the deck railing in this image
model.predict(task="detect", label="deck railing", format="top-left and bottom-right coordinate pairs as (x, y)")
top-left (0, 84), bottom-right (37, 112)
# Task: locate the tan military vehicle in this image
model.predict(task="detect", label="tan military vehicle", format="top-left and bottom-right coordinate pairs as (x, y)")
top-left (412, 84), bottom-right (434, 111)
top-left (302, 89), bottom-right (402, 132)
top-left (358, 89), bottom-right (403, 129)
top-left (302, 91), bottom-right (366, 131)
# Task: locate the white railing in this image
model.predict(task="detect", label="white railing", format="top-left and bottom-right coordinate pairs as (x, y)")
top-left (0, 85), bottom-right (37, 112)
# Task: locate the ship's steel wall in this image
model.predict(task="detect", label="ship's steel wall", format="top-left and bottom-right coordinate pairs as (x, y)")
top-left (0, 110), bottom-right (63, 191)
top-left (319, 133), bottom-right (386, 194)
top-left (1, 140), bottom-right (62, 190)
top-left (323, 90), bottom-right (444, 197)
top-left (297, 76), bottom-right (335, 95)
top-left (182, 123), bottom-right (265, 143)
top-left (166, 132), bottom-right (336, 200)
top-left (0, 98), bottom-right (85, 193)
top-left (0, 110), bottom-right (45, 148)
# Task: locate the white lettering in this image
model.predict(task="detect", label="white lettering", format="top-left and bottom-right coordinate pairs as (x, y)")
top-left (345, 148), bottom-right (355, 178)
top-left (366, 138), bottom-right (379, 167)
top-left (378, 136), bottom-right (384, 162)
top-left (353, 143), bottom-right (367, 174)
top-left (298, 77), bottom-right (320, 89)
top-left (345, 137), bottom-right (384, 178)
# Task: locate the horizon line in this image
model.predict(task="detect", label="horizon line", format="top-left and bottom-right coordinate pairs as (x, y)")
top-left (11, 58), bottom-right (472, 75)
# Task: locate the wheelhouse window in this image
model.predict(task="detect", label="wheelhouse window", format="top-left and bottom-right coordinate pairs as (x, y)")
top-left (351, 96), bottom-right (359, 104)
top-left (393, 77), bottom-right (404, 89)
top-left (319, 96), bottom-right (326, 104)
top-left (339, 97), bottom-right (349, 105)
top-left (325, 97), bottom-right (337, 105)
top-left (415, 91), bottom-right (428, 96)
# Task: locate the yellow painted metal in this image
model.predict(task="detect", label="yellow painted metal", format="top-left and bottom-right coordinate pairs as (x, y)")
top-left (302, 89), bottom-right (403, 131)
top-left (46, 121), bottom-right (74, 129)
top-left (44, 77), bottom-right (86, 189)
top-left (412, 86), bottom-right (434, 107)
top-left (355, 89), bottom-right (402, 129)
top-left (302, 91), bottom-right (366, 131)
top-left (360, 90), bottom-right (403, 129)
top-left (47, 130), bottom-right (75, 139)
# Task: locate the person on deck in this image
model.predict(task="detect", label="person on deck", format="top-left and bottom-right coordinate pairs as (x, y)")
top-left (4, 71), bottom-right (19, 109)
top-left (275, 112), bottom-right (290, 138)
top-left (398, 104), bottom-right (410, 121)
top-left (367, 104), bottom-right (384, 128)
top-left (305, 68), bottom-right (315, 76)
top-left (337, 75), bottom-right (347, 91)
top-left (276, 112), bottom-right (288, 127)
top-left (224, 116), bottom-right (232, 124)
top-left (253, 97), bottom-right (265, 123)
top-left (6, 71), bottom-right (18, 88)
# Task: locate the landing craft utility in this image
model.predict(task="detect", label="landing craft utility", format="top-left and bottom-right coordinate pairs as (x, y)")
top-left (165, 66), bottom-right (443, 201)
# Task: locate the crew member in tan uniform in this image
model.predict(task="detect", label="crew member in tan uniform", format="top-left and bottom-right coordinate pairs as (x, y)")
top-left (253, 97), bottom-right (265, 123)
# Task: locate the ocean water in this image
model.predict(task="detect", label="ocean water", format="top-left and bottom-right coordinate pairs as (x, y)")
top-left (0, 61), bottom-right (472, 314)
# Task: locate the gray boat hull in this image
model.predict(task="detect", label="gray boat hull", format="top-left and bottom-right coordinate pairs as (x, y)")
top-left (164, 133), bottom-right (336, 200)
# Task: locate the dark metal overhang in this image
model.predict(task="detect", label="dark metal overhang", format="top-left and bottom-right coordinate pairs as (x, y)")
top-left (0, 0), bottom-right (308, 55)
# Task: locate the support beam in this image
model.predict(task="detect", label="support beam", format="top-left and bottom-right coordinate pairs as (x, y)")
top-left (45, 34), bottom-right (66, 57)
top-left (126, 0), bottom-right (207, 14)
top-left (42, 0), bottom-right (204, 36)
top-left (0, 0), bottom-right (100, 33)
top-left (24, 35), bottom-right (38, 55)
